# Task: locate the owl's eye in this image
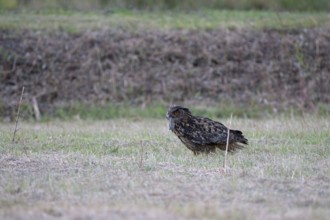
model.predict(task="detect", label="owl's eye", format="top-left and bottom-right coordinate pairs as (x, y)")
top-left (172, 110), bottom-right (180, 116)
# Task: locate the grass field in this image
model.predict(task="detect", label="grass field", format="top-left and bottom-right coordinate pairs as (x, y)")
top-left (0, 117), bottom-right (329, 219)
top-left (0, 8), bottom-right (329, 219)
top-left (0, 10), bottom-right (329, 31)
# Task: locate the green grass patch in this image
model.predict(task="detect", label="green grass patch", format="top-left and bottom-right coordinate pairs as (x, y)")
top-left (8, 101), bottom-right (329, 122)
top-left (43, 102), bottom-right (271, 121)
top-left (0, 10), bottom-right (329, 31)
top-left (52, 103), bottom-right (168, 121)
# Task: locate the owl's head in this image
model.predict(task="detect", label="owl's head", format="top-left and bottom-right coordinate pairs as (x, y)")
top-left (166, 105), bottom-right (191, 130)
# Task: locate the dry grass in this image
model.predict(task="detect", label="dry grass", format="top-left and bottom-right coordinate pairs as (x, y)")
top-left (0, 117), bottom-right (329, 219)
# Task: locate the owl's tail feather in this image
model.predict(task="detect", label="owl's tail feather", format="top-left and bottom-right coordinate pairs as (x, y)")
top-left (217, 142), bottom-right (244, 152)
top-left (216, 129), bottom-right (248, 152)
top-left (230, 129), bottom-right (248, 145)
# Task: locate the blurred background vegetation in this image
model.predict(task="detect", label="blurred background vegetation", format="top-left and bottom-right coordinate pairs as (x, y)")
top-left (1, 0), bottom-right (329, 121)
top-left (0, 0), bottom-right (329, 11)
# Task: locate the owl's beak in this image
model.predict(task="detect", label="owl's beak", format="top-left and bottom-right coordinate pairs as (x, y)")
top-left (166, 112), bottom-right (174, 130)
top-left (169, 117), bottom-right (175, 130)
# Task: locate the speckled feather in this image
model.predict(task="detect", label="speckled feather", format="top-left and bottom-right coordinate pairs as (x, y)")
top-left (166, 106), bottom-right (248, 155)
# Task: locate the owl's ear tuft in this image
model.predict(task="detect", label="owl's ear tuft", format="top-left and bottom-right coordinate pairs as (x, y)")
top-left (180, 107), bottom-right (191, 114)
top-left (168, 105), bottom-right (191, 115)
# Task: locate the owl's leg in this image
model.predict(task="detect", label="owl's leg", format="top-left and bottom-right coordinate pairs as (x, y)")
top-left (217, 144), bottom-right (228, 151)
top-left (209, 147), bottom-right (216, 154)
top-left (193, 151), bottom-right (200, 156)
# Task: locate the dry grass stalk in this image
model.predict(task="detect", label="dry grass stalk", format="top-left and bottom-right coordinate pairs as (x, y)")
top-left (12, 86), bottom-right (25, 143)
top-left (32, 96), bottom-right (41, 121)
top-left (223, 113), bottom-right (233, 173)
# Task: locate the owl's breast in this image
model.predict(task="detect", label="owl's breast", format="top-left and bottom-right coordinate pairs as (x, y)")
top-left (173, 121), bottom-right (196, 137)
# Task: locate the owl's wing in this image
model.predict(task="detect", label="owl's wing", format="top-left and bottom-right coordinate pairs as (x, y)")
top-left (182, 117), bottom-right (229, 145)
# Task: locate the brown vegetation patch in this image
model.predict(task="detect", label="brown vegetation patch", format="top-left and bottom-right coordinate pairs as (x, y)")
top-left (1, 28), bottom-right (330, 118)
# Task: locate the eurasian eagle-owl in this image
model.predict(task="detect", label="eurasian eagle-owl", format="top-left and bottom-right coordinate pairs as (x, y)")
top-left (166, 106), bottom-right (248, 155)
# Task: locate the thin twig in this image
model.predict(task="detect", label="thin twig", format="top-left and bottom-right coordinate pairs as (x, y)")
top-left (12, 87), bottom-right (25, 143)
top-left (223, 114), bottom-right (233, 172)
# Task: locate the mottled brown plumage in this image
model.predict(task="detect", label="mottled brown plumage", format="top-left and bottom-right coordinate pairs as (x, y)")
top-left (166, 106), bottom-right (248, 155)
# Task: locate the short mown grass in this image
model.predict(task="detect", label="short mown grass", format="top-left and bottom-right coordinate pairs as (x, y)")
top-left (0, 10), bottom-right (329, 31)
top-left (0, 116), bottom-right (329, 219)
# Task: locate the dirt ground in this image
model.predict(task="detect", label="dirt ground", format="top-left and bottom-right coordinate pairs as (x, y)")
top-left (1, 28), bottom-right (330, 119)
